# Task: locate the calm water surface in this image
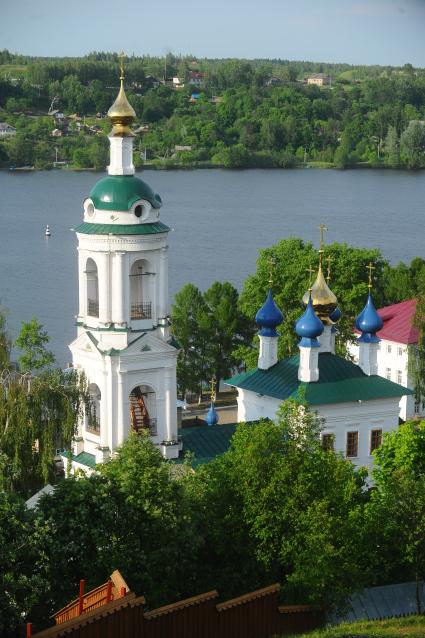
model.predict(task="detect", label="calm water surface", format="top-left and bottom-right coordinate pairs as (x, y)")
top-left (0, 168), bottom-right (424, 364)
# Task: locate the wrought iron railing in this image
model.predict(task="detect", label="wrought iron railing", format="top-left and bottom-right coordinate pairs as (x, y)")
top-left (130, 301), bottom-right (152, 320)
top-left (88, 299), bottom-right (99, 317)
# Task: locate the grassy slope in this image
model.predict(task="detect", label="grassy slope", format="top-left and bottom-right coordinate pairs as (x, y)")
top-left (288, 616), bottom-right (425, 638)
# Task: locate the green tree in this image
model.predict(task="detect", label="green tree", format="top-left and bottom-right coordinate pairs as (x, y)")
top-left (189, 399), bottom-right (368, 610)
top-left (383, 125), bottom-right (400, 167)
top-left (203, 281), bottom-right (254, 390)
top-left (400, 121), bottom-right (425, 169)
top-left (0, 492), bottom-right (48, 638)
top-left (0, 368), bottom-right (88, 496)
top-left (171, 284), bottom-right (210, 398)
top-left (15, 317), bottom-right (55, 373)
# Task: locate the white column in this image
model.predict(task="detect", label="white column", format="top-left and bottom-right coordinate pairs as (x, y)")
top-left (298, 346), bottom-right (320, 382)
top-left (258, 336), bottom-right (278, 370)
top-left (77, 248), bottom-right (86, 319)
top-left (99, 369), bottom-right (109, 448)
top-left (116, 371), bottom-right (125, 447)
top-left (164, 367), bottom-right (177, 441)
top-left (159, 246), bottom-right (169, 319)
top-left (107, 136), bottom-right (135, 175)
top-left (112, 251), bottom-right (126, 325)
top-left (358, 341), bottom-right (379, 376)
top-left (98, 251), bottom-right (110, 324)
top-left (318, 325), bottom-right (333, 353)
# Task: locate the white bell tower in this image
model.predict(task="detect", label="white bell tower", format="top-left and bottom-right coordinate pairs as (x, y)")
top-left (68, 59), bottom-right (180, 469)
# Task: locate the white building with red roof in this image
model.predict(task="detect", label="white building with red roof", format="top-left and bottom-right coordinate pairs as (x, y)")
top-left (350, 299), bottom-right (422, 421)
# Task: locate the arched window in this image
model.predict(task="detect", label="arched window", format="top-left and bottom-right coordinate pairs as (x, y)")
top-left (130, 259), bottom-right (152, 320)
top-left (87, 383), bottom-right (101, 435)
top-left (86, 258), bottom-right (99, 318)
top-left (129, 384), bottom-right (157, 435)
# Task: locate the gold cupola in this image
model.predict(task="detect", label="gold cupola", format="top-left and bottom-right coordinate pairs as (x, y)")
top-left (302, 225), bottom-right (338, 325)
top-left (108, 52), bottom-right (136, 137)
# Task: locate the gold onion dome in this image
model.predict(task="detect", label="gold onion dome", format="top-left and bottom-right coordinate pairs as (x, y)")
top-left (302, 264), bottom-right (338, 325)
top-left (107, 55), bottom-right (136, 137)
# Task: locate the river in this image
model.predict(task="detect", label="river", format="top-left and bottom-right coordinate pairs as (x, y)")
top-left (0, 168), bottom-right (424, 365)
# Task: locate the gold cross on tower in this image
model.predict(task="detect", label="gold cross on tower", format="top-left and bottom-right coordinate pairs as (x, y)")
top-left (119, 51), bottom-right (125, 82)
top-left (367, 262), bottom-right (375, 290)
top-left (306, 264), bottom-right (315, 290)
top-left (210, 377), bottom-right (217, 402)
top-left (268, 255), bottom-right (276, 288)
top-left (318, 223), bottom-right (328, 267)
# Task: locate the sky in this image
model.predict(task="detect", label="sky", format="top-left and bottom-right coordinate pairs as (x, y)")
top-left (1, 0), bottom-right (425, 67)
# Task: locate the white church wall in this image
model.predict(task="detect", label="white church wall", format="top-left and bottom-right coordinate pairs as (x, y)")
top-left (238, 387), bottom-right (402, 472)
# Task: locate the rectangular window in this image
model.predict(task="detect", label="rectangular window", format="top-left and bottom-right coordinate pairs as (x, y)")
top-left (322, 433), bottom-right (334, 451)
top-left (386, 368), bottom-right (391, 380)
top-left (397, 347), bottom-right (403, 356)
top-left (415, 401), bottom-right (420, 414)
top-left (397, 370), bottom-right (403, 385)
top-left (387, 344), bottom-right (392, 354)
top-left (370, 429), bottom-right (382, 453)
top-left (346, 431), bottom-right (359, 458)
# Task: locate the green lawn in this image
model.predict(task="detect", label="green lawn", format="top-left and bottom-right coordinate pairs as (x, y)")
top-left (0, 64), bottom-right (28, 78)
top-left (288, 616), bottom-right (425, 638)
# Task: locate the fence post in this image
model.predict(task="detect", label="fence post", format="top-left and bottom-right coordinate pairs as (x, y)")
top-left (78, 579), bottom-right (85, 615)
top-left (120, 587), bottom-right (126, 597)
top-left (106, 580), bottom-right (113, 603)
top-left (26, 623), bottom-right (32, 637)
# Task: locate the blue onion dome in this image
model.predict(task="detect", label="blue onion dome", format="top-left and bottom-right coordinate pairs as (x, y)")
top-left (295, 294), bottom-right (324, 347)
top-left (329, 306), bottom-right (342, 323)
top-left (255, 289), bottom-right (284, 337)
top-left (355, 293), bottom-right (383, 343)
top-left (205, 401), bottom-right (219, 427)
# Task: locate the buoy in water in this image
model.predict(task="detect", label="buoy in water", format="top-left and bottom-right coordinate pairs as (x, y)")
top-left (45, 225), bottom-right (51, 237)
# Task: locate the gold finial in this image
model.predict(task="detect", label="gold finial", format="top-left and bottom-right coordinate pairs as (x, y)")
top-left (119, 51), bottom-right (125, 82)
top-left (326, 255), bottom-right (332, 283)
top-left (306, 264), bottom-right (315, 291)
top-left (107, 51), bottom-right (136, 137)
top-left (210, 378), bottom-right (217, 402)
top-left (318, 223), bottom-right (328, 267)
top-left (268, 256), bottom-right (275, 288)
top-left (367, 262), bottom-right (375, 290)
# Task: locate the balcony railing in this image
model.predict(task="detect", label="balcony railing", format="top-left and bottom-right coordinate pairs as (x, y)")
top-left (88, 299), bottom-right (99, 317)
top-left (131, 301), bottom-right (152, 320)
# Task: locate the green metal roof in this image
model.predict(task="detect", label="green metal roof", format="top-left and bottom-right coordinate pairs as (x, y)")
top-left (89, 175), bottom-right (162, 211)
top-left (176, 423), bottom-right (237, 466)
top-left (225, 353), bottom-right (412, 406)
top-left (71, 451), bottom-right (96, 468)
top-left (75, 221), bottom-right (170, 235)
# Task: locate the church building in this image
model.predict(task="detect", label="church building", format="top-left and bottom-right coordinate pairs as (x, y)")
top-left (67, 63), bottom-right (180, 472)
top-left (226, 249), bottom-right (411, 473)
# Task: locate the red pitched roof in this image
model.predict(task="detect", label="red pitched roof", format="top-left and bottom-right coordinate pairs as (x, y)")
top-left (355, 299), bottom-right (418, 344)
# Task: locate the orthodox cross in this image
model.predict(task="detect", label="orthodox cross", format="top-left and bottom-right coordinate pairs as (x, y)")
top-left (210, 377), bottom-right (217, 402)
top-left (268, 255), bottom-right (275, 288)
top-left (119, 51), bottom-right (125, 82)
top-left (318, 223), bottom-right (328, 266)
top-left (367, 262), bottom-right (375, 290)
top-left (306, 264), bottom-right (315, 290)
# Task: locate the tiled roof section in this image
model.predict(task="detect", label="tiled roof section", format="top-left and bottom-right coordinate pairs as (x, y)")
top-left (177, 423), bottom-right (237, 466)
top-left (75, 221), bottom-right (170, 235)
top-left (226, 353), bottom-right (412, 405)
top-left (71, 451), bottom-right (96, 468)
top-left (373, 299), bottom-right (417, 345)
